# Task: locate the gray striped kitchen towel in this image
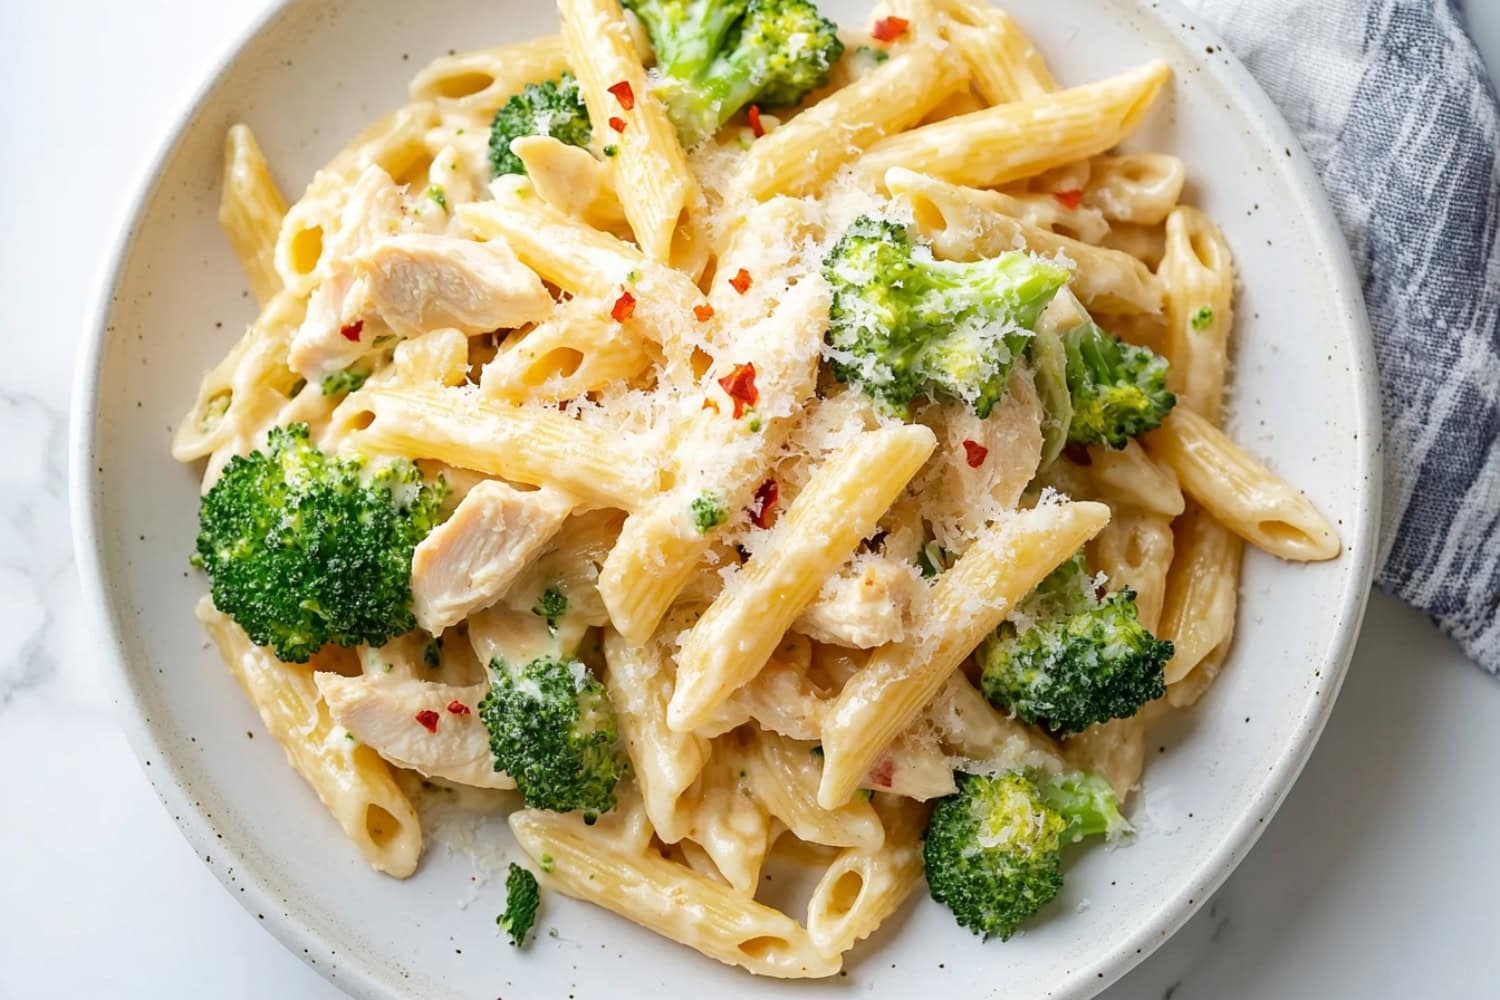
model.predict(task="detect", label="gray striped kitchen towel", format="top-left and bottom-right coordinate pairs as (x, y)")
top-left (1182, 0), bottom-right (1500, 674)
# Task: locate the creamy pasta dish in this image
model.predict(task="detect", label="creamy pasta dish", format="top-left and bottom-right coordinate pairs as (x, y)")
top-left (174, 0), bottom-right (1341, 978)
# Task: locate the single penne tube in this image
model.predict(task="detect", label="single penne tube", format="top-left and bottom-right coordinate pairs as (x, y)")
top-left (603, 625), bottom-right (711, 844)
top-left (818, 500), bottom-right (1111, 808)
top-left (509, 808), bottom-right (841, 978)
top-left (512, 135), bottom-right (629, 233)
top-left (1159, 206), bottom-right (1236, 422)
top-left (197, 597), bottom-right (422, 877)
top-left (558, 0), bottom-right (707, 273)
top-left (887, 167), bottom-right (1163, 314)
top-left (479, 297), bottom-right (655, 403)
top-left (1083, 153), bottom-right (1186, 225)
top-left (348, 383), bottom-right (655, 511)
top-left (732, 41), bottom-right (966, 200)
top-left (741, 729), bottom-right (885, 850)
top-left (219, 124), bottom-right (288, 306)
top-left (1157, 501), bottom-right (1243, 684)
top-left (1085, 439), bottom-right (1185, 518)
top-left (934, 0), bottom-right (1055, 103)
top-left (687, 739), bottom-right (774, 895)
top-left (1146, 406), bottom-right (1341, 561)
top-left (1167, 633), bottom-right (1232, 708)
top-left (407, 37), bottom-right (569, 118)
top-left (857, 61), bottom-right (1171, 192)
top-left (667, 424), bottom-right (937, 732)
top-left (805, 794), bottom-right (929, 959)
top-left (1091, 508), bottom-right (1176, 632)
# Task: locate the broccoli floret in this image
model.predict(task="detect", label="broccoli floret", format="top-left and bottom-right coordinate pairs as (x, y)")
top-left (980, 552), bottom-right (1171, 734)
top-left (824, 216), bottom-right (1070, 418)
top-left (498, 862), bottom-right (540, 947)
top-left (194, 424), bottom-right (447, 662)
top-left (624, 0), bottom-right (844, 145)
top-left (924, 769), bottom-right (1125, 940)
top-left (488, 73), bottom-right (592, 177)
top-left (1062, 320), bottom-right (1175, 448)
top-left (479, 655), bottom-right (628, 818)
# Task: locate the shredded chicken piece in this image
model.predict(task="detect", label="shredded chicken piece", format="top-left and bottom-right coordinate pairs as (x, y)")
top-left (410, 481), bottom-right (574, 634)
top-left (289, 165), bottom-right (553, 380)
top-left (351, 233), bottom-right (553, 339)
top-left (315, 672), bottom-right (512, 790)
top-left (793, 553), bottom-right (920, 648)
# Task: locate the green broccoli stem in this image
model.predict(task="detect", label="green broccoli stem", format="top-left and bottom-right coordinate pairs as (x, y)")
top-left (1034, 771), bottom-right (1126, 841)
top-left (916, 253), bottom-right (1071, 333)
top-left (1063, 320), bottom-right (1127, 386)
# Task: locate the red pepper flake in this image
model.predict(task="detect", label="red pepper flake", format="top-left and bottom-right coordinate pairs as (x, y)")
top-left (1054, 188), bottom-right (1085, 210)
top-left (749, 479), bottom-right (779, 529)
top-left (446, 700), bottom-right (471, 715)
top-left (693, 303), bottom-right (715, 322)
top-left (871, 16), bottom-right (910, 42)
top-left (962, 439), bottom-right (989, 467)
top-left (717, 363), bottom-right (758, 419)
top-left (414, 709), bottom-right (440, 733)
top-left (748, 104), bottom-right (765, 138)
top-left (608, 115), bottom-right (627, 134)
top-left (611, 288), bottom-right (636, 322)
top-left (729, 268), bottom-right (752, 295)
top-left (338, 319), bottom-right (364, 342)
top-left (607, 79), bottom-right (635, 110)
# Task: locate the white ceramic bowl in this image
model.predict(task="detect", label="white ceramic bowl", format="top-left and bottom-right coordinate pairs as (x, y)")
top-left (71, 1), bottom-right (1381, 996)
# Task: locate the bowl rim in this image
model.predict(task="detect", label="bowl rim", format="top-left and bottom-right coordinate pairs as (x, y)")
top-left (68, 1), bottom-right (1382, 996)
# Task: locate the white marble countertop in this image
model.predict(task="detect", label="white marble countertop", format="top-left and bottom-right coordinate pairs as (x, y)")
top-left (4, 2), bottom-right (1497, 996)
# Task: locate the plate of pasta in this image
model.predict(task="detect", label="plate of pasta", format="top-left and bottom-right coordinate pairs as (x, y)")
top-left (72, 0), bottom-right (1380, 996)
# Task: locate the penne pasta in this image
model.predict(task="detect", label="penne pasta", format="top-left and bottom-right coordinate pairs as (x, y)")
top-left (345, 383), bottom-right (655, 511)
top-left (408, 37), bottom-right (570, 118)
top-left (1158, 206), bottom-right (1236, 422)
top-left (818, 500), bottom-right (1111, 808)
top-left (510, 809), bottom-right (841, 978)
top-left (198, 598), bottom-right (422, 877)
top-left (732, 41), bottom-right (966, 200)
top-left (603, 624), bottom-right (711, 844)
top-left (805, 795), bottom-right (929, 957)
top-left (857, 61), bottom-right (1171, 192)
top-left (219, 124), bottom-right (289, 305)
top-left (935, 0), bottom-right (1055, 104)
top-left (1157, 502), bottom-right (1243, 685)
top-left (1147, 407), bottom-right (1341, 561)
top-left (1084, 154), bottom-right (1186, 226)
top-left (558, 0), bottom-right (708, 274)
top-left (668, 424), bottom-right (937, 733)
